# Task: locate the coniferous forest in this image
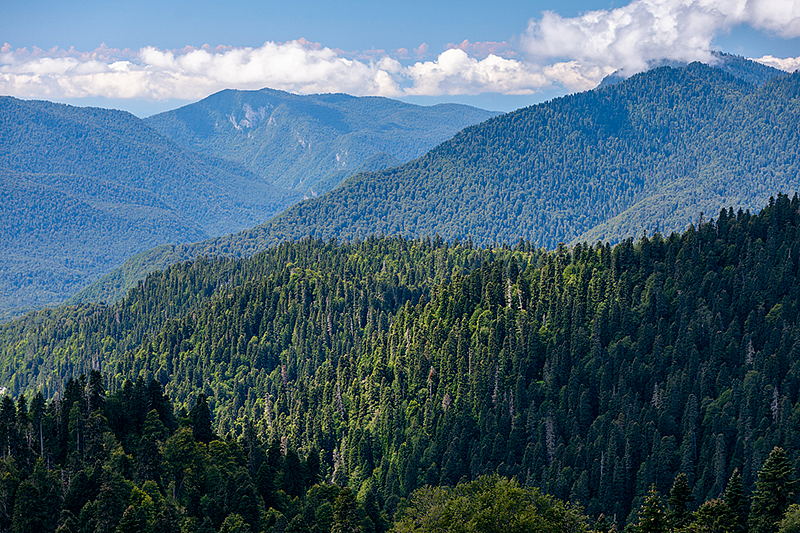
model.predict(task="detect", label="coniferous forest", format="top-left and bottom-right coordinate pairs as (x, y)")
top-left (3, 194), bottom-right (800, 531)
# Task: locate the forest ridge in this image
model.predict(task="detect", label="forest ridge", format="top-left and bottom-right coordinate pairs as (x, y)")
top-left (3, 194), bottom-right (800, 531)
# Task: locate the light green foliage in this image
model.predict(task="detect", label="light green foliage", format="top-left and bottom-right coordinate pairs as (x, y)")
top-left (687, 499), bottom-right (736, 533)
top-left (778, 504), bottom-right (800, 533)
top-left (219, 513), bottom-right (250, 533)
top-left (636, 487), bottom-right (667, 533)
top-left (393, 475), bottom-right (588, 533)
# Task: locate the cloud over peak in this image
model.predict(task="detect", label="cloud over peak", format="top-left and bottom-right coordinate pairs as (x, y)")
top-left (1, 0), bottom-right (799, 105)
top-left (522, 0), bottom-right (800, 75)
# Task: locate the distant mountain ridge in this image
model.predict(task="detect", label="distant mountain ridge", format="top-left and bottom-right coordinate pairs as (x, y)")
top-left (0, 92), bottom-right (496, 320)
top-left (0, 96), bottom-right (301, 319)
top-left (73, 57), bottom-right (800, 307)
top-left (145, 88), bottom-right (499, 195)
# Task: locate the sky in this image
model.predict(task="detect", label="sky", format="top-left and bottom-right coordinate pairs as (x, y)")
top-left (2, 0), bottom-right (800, 116)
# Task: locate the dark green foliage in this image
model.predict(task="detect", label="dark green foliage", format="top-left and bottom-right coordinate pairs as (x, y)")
top-left (726, 469), bottom-right (748, 532)
top-left (79, 60), bottom-right (800, 308)
top-left (6, 195), bottom-right (800, 529)
top-left (189, 393), bottom-right (214, 444)
top-left (332, 487), bottom-right (361, 533)
top-left (667, 473), bottom-right (693, 528)
top-left (750, 448), bottom-right (796, 533)
top-left (11, 480), bottom-right (46, 533)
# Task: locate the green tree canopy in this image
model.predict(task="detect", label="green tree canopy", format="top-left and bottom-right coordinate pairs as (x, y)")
top-left (393, 474), bottom-right (588, 533)
top-left (750, 447), bottom-right (796, 533)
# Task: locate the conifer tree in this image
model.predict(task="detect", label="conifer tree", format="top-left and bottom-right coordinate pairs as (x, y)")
top-left (667, 472), bottom-right (693, 529)
top-left (692, 499), bottom-right (736, 533)
top-left (86, 370), bottom-right (105, 413)
top-left (189, 393), bottom-right (214, 444)
top-left (332, 487), bottom-right (361, 533)
top-left (750, 447), bottom-right (796, 533)
top-left (724, 468), bottom-right (747, 533)
top-left (778, 505), bottom-right (800, 533)
top-left (10, 480), bottom-right (45, 533)
top-left (636, 486), bottom-right (667, 533)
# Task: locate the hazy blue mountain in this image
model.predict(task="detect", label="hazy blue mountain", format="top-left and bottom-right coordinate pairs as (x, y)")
top-left (74, 59), bottom-right (800, 307)
top-left (145, 88), bottom-right (499, 194)
top-left (0, 96), bottom-right (301, 319)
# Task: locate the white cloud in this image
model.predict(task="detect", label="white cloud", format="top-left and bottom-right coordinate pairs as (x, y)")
top-left (522, 0), bottom-right (800, 76)
top-left (1, 1), bottom-right (798, 104)
top-left (406, 49), bottom-right (544, 95)
top-left (0, 40), bottom-right (599, 102)
top-left (753, 54), bottom-right (800, 71)
top-left (0, 41), bottom-right (405, 100)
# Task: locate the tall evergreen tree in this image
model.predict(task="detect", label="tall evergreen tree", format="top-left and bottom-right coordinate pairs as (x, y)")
top-left (86, 370), bottom-right (105, 413)
top-left (692, 499), bottom-right (736, 533)
top-left (750, 448), bottom-right (796, 533)
top-left (332, 487), bottom-right (361, 533)
top-left (189, 393), bottom-right (214, 444)
top-left (636, 487), bottom-right (667, 533)
top-left (667, 472), bottom-right (693, 529)
top-left (725, 468), bottom-right (747, 533)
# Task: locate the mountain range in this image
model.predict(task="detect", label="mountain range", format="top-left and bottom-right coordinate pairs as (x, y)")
top-left (145, 88), bottom-right (500, 195)
top-left (73, 56), bottom-right (800, 308)
top-left (0, 94), bottom-right (495, 320)
top-left (3, 52), bottom-right (800, 533)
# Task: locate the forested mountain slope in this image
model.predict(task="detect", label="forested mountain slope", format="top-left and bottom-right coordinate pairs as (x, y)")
top-left (5, 194), bottom-right (800, 527)
top-left (77, 59), bottom-right (800, 307)
top-left (0, 97), bottom-right (302, 319)
top-left (145, 88), bottom-right (499, 195)
top-left (257, 62), bottom-right (800, 247)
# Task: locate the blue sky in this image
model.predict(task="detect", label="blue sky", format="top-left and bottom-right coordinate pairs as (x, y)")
top-left (2, 0), bottom-right (799, 115)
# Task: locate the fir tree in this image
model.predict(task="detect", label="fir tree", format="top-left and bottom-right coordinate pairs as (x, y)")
top-left (636, 486), bottom-right (667, 533)
top-left (189, 393), bottom-right (214, 444)
top-left (667, 472), bottom-right (693, 529)
top-left (332, 487), bottom-right (361, 533)
top-left (725, 468), bottom-right (747, 533)
top-left (750, 447), bottom-right (796, 533)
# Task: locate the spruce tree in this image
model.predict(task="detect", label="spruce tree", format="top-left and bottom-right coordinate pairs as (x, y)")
top-left (778, 505), bottom-right (800, 533)
top-left (750, 447), bottom-right (796, 533)
top-left (667, 472), bottom-right (693, 529)
top-left (10, 480), bottom-right (45, 533)
top-left (724, 468), bottom-right (747, 533)
top-left (332, 487), bottom-right (361, 533)
top-left (636, 486), bottom-right (667, 533)
top-left (692, 499), bottom-right (736, 533)
top-left (189, 393), bottom-right (214, 443)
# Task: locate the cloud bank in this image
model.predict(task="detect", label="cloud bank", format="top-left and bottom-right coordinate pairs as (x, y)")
top-left (1, 0), bottom-right (799, 104)
top-left (0, 40), bottom-right (606, 101)
top-left (522, 0), bottom-right (800, 75)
